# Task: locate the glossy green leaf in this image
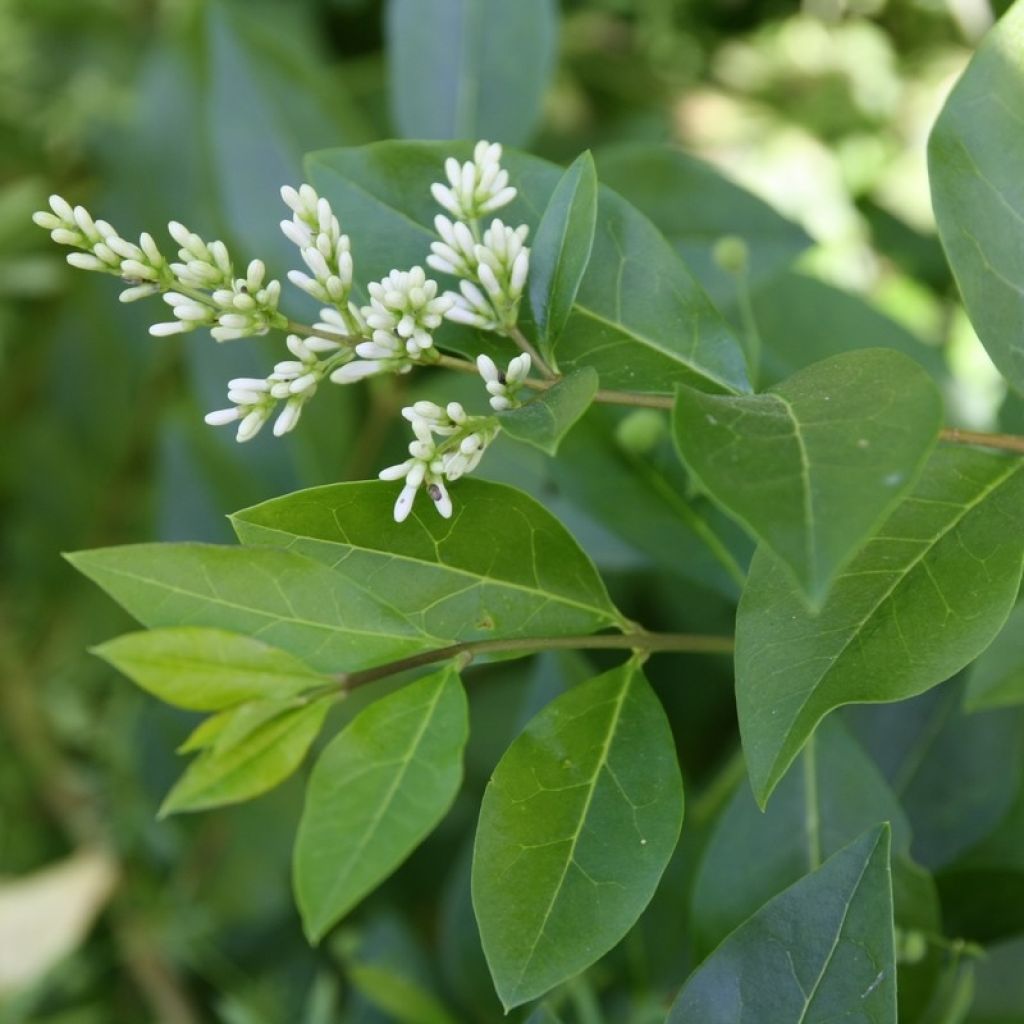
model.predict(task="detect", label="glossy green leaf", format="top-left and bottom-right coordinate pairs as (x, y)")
top-left (306, 142), bottom-right (750, 394)
top-left (472, 660), bottom-right (683, 1009)
top-left (92, 627), bottom-right (328, 711)
top-left (929, 2), bottom-right (1024, 393)
top-left (692, 718), bottom-right (933, 958)
top-left (675, 348), bottom-right (943, 607)
top-left (231, 478), bottom-right (625, 641)
top-left (68, 544), bottom-right (435, 674)
top-left (160, 696), bottom-right (330, 816)
top-left (737, 448), bottom-right (1024, 806)
top-left (386, 0), bottom-right (557, 146)
top-left (498, 368), bottom-right (599, 455)
top-left (595, 142), bottom-right (810, 306)
top-left (965, 603), bottom-right (1024, 710)
top-left (530, 152), bottom-right (599, 347)
top-left (295, 665), bottom-right (468, 942)
top-left (668, 826), bottom-right (896, 1024)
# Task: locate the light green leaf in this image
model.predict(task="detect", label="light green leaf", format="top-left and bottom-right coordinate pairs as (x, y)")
top-left (295, 665), bottom-right (468, 942)
top-left (530, 152), bottom-right (599, 348)
top-left (386, 0), bottom-right (557, 146)
top-left (472, 660), bottom-right (683, 1010)
top-left (498, 368), bottom-right (599, 455)
top-left (674, 348), bottom-right (944, 607)
top-left (160, 696), bottom-right (330, 816)
top-left (68, 544), bottom-right (436, 675)
top-left (965, 603), bottom-right (1024, 710)
top-left (668, 826), bottom-right (896, 1023)
top-left (92, 627), bottom-right (328, 711)
top-left (306, 142), bottom-right (750, 394)
top-left (231, 478), bottom-right (625, 641)
top-left (928, 2), bottom-right (1024, 393)
top-left (737, 447), bottom-right (1024, 807)
top-left (692, 718), bottom-right (934, 958)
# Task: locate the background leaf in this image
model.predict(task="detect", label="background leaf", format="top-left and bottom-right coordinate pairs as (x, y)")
top-left (386, 0), bottom-right (558, 146)
top-left (964, 603), bottom-right (1024, 710)
top-left (472, 660), bottom-right (683, 1009)
top-left (674, 348), bottom-right (943, 607)
top-left (668, 826), bottom-right (896, 1024)
top-left (736, 447), bottom-right (1024, 806)
top-left (498, 368), bottom-right (599, 455)
top-left (295, 665), bottom-right (468, 942)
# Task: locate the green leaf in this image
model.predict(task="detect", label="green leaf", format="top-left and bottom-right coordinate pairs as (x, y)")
top-left (343, 960), bottom-right (459, 1024)
top-left (498, 368), bottom-right (599, 455)
top-left (160, 696), bottom-right (330, 816)
top-left (674, 348), bottom-right (944, 607)
top-left (737, 448), bottom-right (1024, 807)
top-left (525, 1007), bottom-right (564, 1024)
top-left (965, 603), bottom-right (1024, 710)
top-left (472, 660), bottom-right (683, 1010)
top-left (92, 627), bottom-right (328, 711)
top-left (386, 0), bottom-right (557, 146)
top-left (68, 544), bottom-right (436, 674)
top-left (668, 826), bottom-right (896, 1024)
top-left (306, 141), bottom-right (750, 394)
top-left (295, 665), bottom-right (468, 942)
top-left (530, 152), bottom-right (599, 347)
top-left (595, 142), bottom-right (810, 306)
top-left (691, 718), bottom-right (934, 958)
top-left (928, 2), bottom-right (1024, 393)
top-left (231, 478), bottom-right (625, 641)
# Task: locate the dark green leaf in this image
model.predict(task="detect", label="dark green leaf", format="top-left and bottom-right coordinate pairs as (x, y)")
top-left (68, 544), bottom-right (436, 674)
top-left (675, 349), bottom-right (943, 607)
top-left (386, 0), bottom-right (557, 146)
top-left (472, 660), bottom-right (683, 1009)
top-left (93, 627), bottom-right (328, 711)
top-left (295, 665), bottom-right (468, 941)
top-left (530, 152), bottom-right (599, 347)
top-left (160, 696), bottom-right (330, 815)
top-left (498, 368), bottom-right (599, 455)
top-left (736, 447), bottom-right (1024, 807)
top-left (668, 826), bottom-right (896, 1024)
top-left (231, 478), bottom-right (625, 641)
top-left (306, 142), bottom-right (750, 393)
top-left (929, 2), bottom-right (1024, 393)
top-left (965, 603), bottom-right (1024, 710)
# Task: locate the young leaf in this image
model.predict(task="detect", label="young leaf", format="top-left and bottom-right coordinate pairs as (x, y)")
top-left (498, 368), bottom-right (599, 455)
top-left (691, 718), bottom-right (935, 958)
top-left (472, 660), bottom-right (684, 1010)
top-left (964, 603), bottom-right (1024, 711)
top-left (160, 696), bottom-right (330, 816)
top-left (529, 152), bottom-right (599, 348)
top-left (231, 478), bottom-right (626, 641)
top-left (929, 2), bottom-right (1024, 394)
top-left (68, 544), bottom-right (436, 674)
top-left (294, 665), bottom-right (468, 942)
top-left (668, 826), bottom-right (896, 1024)
top-left (674, 348), bottom-right (943, 607)
top-left (306, 142), bottom-right (750, 394)
top-left (93, 627), bottom-right (328, 711)
top-left (386, 0), bottom-right (557, 147)
top-left (736, 448), bottom-right (1024, 807)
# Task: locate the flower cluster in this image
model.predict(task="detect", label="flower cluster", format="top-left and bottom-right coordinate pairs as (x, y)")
top-left (379, 401), bottom-right (496, 523)
top-left (426, 141), bottom-right (530, 334)
top-left (477, 353), bottom-right (532, 411)
top-left (205, 333), bottom-right (350, 442)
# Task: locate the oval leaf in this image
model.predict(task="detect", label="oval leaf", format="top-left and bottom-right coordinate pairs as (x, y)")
top-left (736, 447), bottom-right (1024, 807)
top-left (498, 368), bottom-right (599, 455)
top-left (929, 2), bottom-right (1024, 393)
top-left (674, 348), bottom-right (943, 607)
top-left (668, 826), bottom-right (896, 1024)
top-left (472, 660), bottom-right (684, 1009)
top-left (231, 478), bottom-right (625, 641)
top-left (92, 627), bottom-right (328, 711)
top-left (530, 152), bottom-right (599, 347)
top-left (386, 0), bottom-right (557, 146)
top-left (295, 665), bottom-right (468, 942)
